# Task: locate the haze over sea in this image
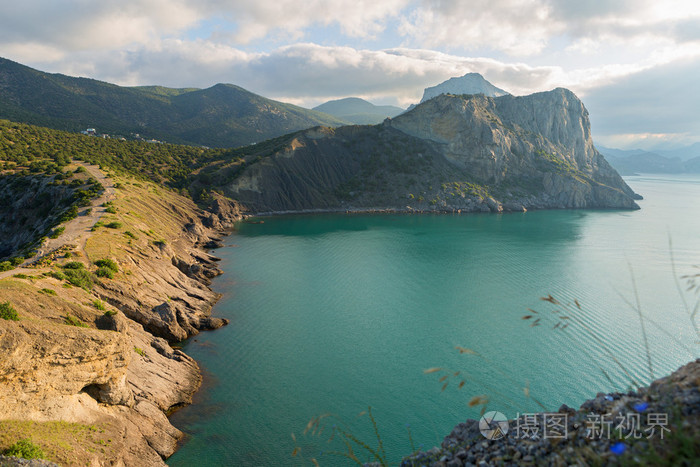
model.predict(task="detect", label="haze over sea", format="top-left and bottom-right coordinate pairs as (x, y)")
top-left (168, 174), bottom-right (700, 466)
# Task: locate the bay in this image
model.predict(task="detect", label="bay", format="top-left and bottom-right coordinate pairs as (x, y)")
top-left (168, 174), bottom-right (700, 466)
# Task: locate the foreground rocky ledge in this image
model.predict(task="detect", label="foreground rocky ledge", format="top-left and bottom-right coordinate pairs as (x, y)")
top-left (400, 359), bottom-right (700, 466)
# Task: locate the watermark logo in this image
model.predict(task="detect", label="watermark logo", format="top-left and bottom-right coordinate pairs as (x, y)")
top-left (479, 411), bottom-right (509, 440)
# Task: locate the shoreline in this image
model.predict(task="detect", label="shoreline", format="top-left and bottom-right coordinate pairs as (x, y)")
top-left (246, 202), bottom-right (641, 219)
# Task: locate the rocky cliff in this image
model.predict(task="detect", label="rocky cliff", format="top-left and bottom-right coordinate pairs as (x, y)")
top-left (0, 174), bottom-right (77, 259)
top-left (0, 170), bottom-right (243, 466)
top-left (220, 89), bottom-right (640, 214)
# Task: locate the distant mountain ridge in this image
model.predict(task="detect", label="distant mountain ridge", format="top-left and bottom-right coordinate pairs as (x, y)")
top-left (420, 73), bottom-right (510, 102)
top-left (0, 57), bottom-right (346, 148)
top-left (598, 145), bottom-right (700, 174)
top-left (313, 97), bottom-right (404, 124)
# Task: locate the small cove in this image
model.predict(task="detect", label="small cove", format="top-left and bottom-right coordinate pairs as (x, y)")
top-left (168, 174), bottom-right (700, 466)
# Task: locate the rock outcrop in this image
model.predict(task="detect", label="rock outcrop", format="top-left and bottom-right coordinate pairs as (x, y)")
top-left (222, 89), bottom-right (640, 214)
top-left (420, 73), bottom-right (510, 102)
top-left (402, 359), bottom-right (700, 466)
top-left (0, 320), bottom-right (133, 414)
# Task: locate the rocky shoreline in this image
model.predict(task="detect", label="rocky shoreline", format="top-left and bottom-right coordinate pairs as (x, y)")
top-left (400, 359), bottom-right (700, 466)
top-left (248, 186), bottom-right (646, 217)
top-left (0, 174), bottom-right (244, 466)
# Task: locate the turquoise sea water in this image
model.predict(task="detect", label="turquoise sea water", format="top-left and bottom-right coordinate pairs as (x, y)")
top-left (168, 174), bottom-right (700, 466)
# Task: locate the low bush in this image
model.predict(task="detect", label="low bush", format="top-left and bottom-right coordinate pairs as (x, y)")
top-left (2, 438), bottom-right (45, 460)
top-left (63, 268), bottom-right (93, 290)
top-left (0, 302), bottom-right (20, 321)
top-left (62, 261), bottom-right (85, 270)
top-left (58, 205), bottom-right (79, 223)
top-left (49, 226), bottom-right (65, 239)
top-left (47, 270), bottom-right (67, 281)
top-left (94, 259), bottom-right (118, 273)
top-left (38, 288), bottom-right (57, 296)
top-left (95, 267), bottom-right (114, 279)
top-left (105, 221), bottom-right (122, 229)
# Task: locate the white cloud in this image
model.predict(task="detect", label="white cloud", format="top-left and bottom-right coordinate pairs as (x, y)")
top-left (0, 1), bottom-right (204, 51)
top-left (221, 0), bottom-right (408, 43)
top-left (398, 0), bottom-right (561, 56)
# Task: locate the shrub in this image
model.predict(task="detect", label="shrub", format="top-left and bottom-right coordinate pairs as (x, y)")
top-left (93, 299), bottom-right (106, 310)
top-left (94, 259), bottom-right (118, 273)
top-left (104, 310), bottom-right (117, 316)
top-left (124, 231), bottom-right (138, 239)
top-left (0, 302), bottom-right (20, 321)
top-left (58, 205), bottom-right (79, 222)
top-left (62, 261), bottom-right (85, 270)
top-left (104, 206), bottom-right (117, 214)
top-left (63, 268), bottom-right (93, 290)
top-left (133, 346), bottom-right (146, 357)
top-left (10, 257), bottom-right (24, 266)
top-left (12, 274), bottom-right (29, 279)
top-left (0, 261), bottom-right (14, 272)
top-left (105, 221), bottom-right (122, 229)
top-left (74, 166), bottom-right (87, 174)
top-left (95, 267), bottom-right (115, 279)
top-left (64, 314), bottom-right (88, 327)
top-left (2, 438), bottom-right (44, 460)
top-left (47, 270), bottom-right (67, 281)
top-left (49, 226), bottom-right (65, 239)
top-left (38, 288), bottom-right (57, 296)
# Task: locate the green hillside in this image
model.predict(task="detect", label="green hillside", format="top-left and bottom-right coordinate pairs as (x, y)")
top-left (0, 57), bottom-right (347, 147)
top-left (0, 119), bottom-right (225, 188)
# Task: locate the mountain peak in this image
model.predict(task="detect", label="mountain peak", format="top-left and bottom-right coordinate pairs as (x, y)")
top-left (420, 73), bottom-right (510, 103)
top-left (313, 97), bottom-right (403, 125)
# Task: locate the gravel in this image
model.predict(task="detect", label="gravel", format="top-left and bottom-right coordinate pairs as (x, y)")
top-left (399, 359), bottom-right (700, 466)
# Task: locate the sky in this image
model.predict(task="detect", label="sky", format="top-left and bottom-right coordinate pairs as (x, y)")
top-left (1, 1), bottom-right (700, 150)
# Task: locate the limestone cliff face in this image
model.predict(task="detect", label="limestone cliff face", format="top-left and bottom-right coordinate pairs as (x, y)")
top-left (387, 89), bottom-right (640, 208)
top-left (0, 319), bottom-right (133, 412)
top-left (223, 89), bottom-right (640, 214)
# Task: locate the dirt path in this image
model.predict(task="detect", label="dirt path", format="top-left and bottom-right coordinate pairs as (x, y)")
top-left (0, 162), bottom-right (114, 280)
